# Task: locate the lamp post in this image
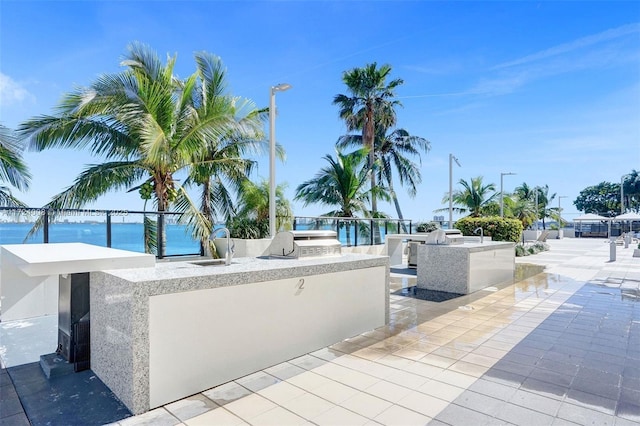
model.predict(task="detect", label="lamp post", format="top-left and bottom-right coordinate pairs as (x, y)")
top-left (534, 186), bottom-right (539, 232)
top-left (449, 154), bottom-right (461, 230)
top-left (269, 83), bottom-right (292, 238)
top-left (500, 172), bottom-right (516, 217)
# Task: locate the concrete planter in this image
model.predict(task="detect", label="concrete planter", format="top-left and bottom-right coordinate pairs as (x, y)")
top-left (633, 248), bottom-right (640, 258)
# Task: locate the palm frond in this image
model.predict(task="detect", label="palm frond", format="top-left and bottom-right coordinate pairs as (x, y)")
top-left (0, 125), bottom-right (31, 190)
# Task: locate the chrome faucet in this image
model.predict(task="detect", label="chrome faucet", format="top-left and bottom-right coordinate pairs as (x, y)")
top-left (474, 227), bottom-right (484, 243)
top-left (211, 227), bottom-right (234, 265)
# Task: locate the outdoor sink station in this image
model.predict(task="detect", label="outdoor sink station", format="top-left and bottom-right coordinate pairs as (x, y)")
top-left (415, 230), bottom-right (515, 294)
top-left (385, 230), bottom-right (515, 294)
top-left (90, 230), bottom-right (389, 415)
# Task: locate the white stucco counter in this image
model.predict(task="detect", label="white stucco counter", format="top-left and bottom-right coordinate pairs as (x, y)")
top-left (0, 243), bottom-right (155, 321)
top-left (90, 253), bottom-right (389, 414)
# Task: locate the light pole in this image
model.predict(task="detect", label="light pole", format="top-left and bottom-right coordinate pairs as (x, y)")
top-left (449, 154), bottom-right (461, 229)
top-left (269, 83), bottom-right (292, 238)
top-left (534, 186), bottom-right (539, 232)
top-left (500, 172), bottom-right (516, 217)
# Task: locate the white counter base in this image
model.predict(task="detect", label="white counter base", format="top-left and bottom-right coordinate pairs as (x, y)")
top-left (149, 266), bottom-right (385, 408)
top-left (0, 243), bottom-right (154, 321)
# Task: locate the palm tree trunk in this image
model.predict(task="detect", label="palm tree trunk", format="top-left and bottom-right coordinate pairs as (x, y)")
top-left (390, 187), bottom-right (408, 233)
top-left (365, 108), bottom-right (382, 244)
top-left (155, 177), bottom-right (169, 258)
top-left (201, 180), bottom-right (214, 256)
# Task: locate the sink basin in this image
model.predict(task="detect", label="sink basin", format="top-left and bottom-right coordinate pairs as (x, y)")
top-left (189, 259), bottom-right (228, 267)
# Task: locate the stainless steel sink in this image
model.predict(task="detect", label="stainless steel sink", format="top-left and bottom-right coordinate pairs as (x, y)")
top-left (189, 259), bottom-right (227, 267)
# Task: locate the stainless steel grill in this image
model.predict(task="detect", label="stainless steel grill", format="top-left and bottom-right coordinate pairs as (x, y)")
top-left (269, 230), bottom-right (342, 258)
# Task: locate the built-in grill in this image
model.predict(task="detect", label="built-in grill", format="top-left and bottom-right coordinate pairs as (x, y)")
top-left (269, 230), bottom-right (342, 258)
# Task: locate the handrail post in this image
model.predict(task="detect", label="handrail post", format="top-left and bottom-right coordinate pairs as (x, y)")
top-left (354, 219), bottom-right (358, 247)
top-left (106, 211), bottom-right (112, 247)
top-left (43, 209), bottom-right (49, 243)
top-left (370, 219), bottom-right (374, 246)
top-left (157, 212), bottom-right (165, 259)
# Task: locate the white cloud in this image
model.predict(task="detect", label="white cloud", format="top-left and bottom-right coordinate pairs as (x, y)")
top-left (493, 23), bottom-right (640, 70)
top-left (466, 23), bottom-right (640, 98)
top-left (0, 73), bottom-right (35, 107)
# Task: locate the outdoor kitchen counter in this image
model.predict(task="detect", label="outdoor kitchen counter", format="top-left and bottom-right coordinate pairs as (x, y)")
top-left (97, 253), bottom-right (387, 289)
top-left (90, 254), bottom-right (389, 415)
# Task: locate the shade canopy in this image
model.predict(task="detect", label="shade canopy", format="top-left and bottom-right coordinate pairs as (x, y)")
top-left (574, 213), bottom-right (610, 221)
top-left (615, 212), bottom-right (640, 221)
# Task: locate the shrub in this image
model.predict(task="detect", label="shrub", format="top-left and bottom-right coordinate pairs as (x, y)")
top-left (514, 242), bottom-right (549, 257)
top-left (455, 216), bottom-right (523, 242)
top-left (515, 244), bottom-right (527, 257)
top-left (415, 221), bottom-right (440, 233)
top-left (227, 217), bottom-right (269, 239)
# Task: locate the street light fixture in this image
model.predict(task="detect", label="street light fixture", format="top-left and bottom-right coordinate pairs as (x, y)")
top-left (269, 83), bottom-right (292, 238)
top-left (500, 172), bottom-right (516, 217)
top-left (449, 154), bottom-right (461, 230)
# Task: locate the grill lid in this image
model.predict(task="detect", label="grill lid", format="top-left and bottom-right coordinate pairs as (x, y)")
top-left (269, 230), bottom-right (342, 258)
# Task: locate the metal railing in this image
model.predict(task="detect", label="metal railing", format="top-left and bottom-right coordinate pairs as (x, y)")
top-left (292, 216), bottom-right (414, 246)
top-left (0, 207), bottom-right (201, 259)
top-left (0, 207), bottom-right (416, 256)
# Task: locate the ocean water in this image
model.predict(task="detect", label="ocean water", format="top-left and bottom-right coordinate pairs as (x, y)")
top-left (0, 222), bottom-right (201, 256)
top-left (0, 220), bottom-right (406, 255)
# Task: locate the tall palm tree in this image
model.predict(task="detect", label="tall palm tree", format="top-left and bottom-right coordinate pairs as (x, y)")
top-left (622, 169), bottom-right (640, 212)
top-left (440, 176), bottom-right (497, 217)
top-left (175, 52), bottom-right (269, 247)
top-left (0, 125), bottom-right (30, 207)
top-left (512, 182), bottom-right (538, 229)
top-left (295, 148), bottom-right (387, 245)
top-left (536, 185), bottom-right (556, 230)
top-left (18, 43), bottom-right (250, 253)
top-left (333, 63), bottom-right (403, 216)
top-left (337, 127), bottom-right (430, 231)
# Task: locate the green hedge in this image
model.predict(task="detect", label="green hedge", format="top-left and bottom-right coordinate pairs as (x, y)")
top-left (455, 216), bottom-right (523, 242)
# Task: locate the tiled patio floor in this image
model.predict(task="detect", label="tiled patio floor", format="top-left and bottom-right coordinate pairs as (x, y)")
top-left (111, 238), bottom-right (640, 426)
top-left (2, 238), bottom-right (639, 425)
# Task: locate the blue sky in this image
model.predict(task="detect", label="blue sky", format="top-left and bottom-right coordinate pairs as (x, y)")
top-left (1, 1), bottom-right (639, 223)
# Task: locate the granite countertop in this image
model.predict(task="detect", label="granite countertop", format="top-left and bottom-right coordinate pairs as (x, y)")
top-left (419, 241), bottom-right (514, 252)
top-left (95, 253), bottom-right (388, 291)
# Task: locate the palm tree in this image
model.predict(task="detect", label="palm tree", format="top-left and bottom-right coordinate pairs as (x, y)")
top-left (0, 125), bottom-right (30, 207)
top-left (440, 176), bottom-right (497, 217)
top-left (512, 182), bottom-right (538, 229)
top-left (333, 63), bottom-right (403, 216)
top-left (175, 53), bottom-right (269, 248)
top-left (295, 148), bottom-right (386, 245)
top-left (18, 43), bottom-right (251, 254)
top-left (622, 169), bottom-right (640, 212)
top-left (232, 179), bottom-right (293, 234)
top-left (337, 127), bottom-right (430, 232)
top-left (535, 185), bottom-right (556, 230)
